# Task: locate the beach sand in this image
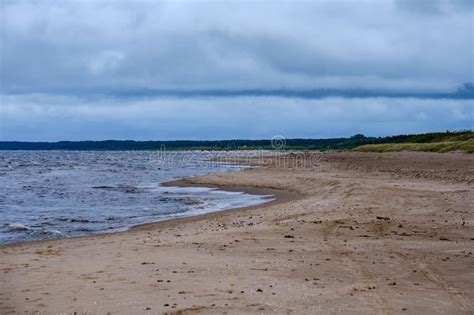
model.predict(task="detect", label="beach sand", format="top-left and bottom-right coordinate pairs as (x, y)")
top-left (1, 152), bottom-right (473, 314)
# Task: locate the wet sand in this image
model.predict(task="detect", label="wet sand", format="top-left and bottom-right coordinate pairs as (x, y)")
top-left (1, 152), bottom-right (473, 314)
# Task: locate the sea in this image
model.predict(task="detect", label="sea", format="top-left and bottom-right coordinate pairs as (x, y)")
top-left (0, 150), bottom-right (274, 244)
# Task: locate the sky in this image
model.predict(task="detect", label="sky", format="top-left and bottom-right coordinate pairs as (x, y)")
top-left (0, 0), bottom-right (473, 141)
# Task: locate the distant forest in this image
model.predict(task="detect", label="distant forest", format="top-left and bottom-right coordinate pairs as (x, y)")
top-left (0, 131), bottom-right (472, 151)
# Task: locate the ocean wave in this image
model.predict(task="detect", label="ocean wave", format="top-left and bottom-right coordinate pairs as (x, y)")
top-left (1, 151), bottom-right (272, 244)
top-left (92, 185), bottom-right (143, 193)
top-left (69, 218), bottom-right (102, 224)
top-left (7, 223), bottom-right (31, 231)
top-left (7, 223), bottom-right (64, 237)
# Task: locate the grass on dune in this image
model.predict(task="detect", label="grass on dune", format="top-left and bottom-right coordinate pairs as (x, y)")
top-left (354, 139), bottom-right (474, 154)
top-left (403, 131), bottom-right (474, 143)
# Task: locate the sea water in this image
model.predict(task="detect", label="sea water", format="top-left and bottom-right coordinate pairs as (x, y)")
top-left (0, 151), bottom-right (273, 244)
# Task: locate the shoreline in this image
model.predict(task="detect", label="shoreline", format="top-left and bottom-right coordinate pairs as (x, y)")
top-left (131, 180), bottom-right (300, 233)
top-left (2, 151), bottom-right (472, 314)
top-left (0, 173), bottom-right (301, 249)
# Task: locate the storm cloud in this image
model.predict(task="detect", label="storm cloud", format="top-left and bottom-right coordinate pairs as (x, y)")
top-left (0, 0), bottom-right (473, 140)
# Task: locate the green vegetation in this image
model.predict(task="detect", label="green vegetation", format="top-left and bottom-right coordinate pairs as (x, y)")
top-left (354, 131), bottom-right (474, 153)
top-left (1, 131), bottom-right (472, 152)
top-left (403, 131), bottom-right (474, 143)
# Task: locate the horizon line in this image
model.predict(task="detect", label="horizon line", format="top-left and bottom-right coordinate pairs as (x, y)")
top-left (1, 130), bottom-right (472, 144)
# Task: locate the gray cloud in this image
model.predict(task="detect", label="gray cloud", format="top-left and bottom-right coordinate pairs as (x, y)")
top-left (395, 0), bottom-right (474, 15)
top-left (0, 1), bottom-right (473, 141)
top-left (1, 0), bottom-right (473, 94)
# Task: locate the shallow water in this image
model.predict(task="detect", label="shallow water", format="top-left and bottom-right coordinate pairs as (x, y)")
top-left (0, 151), bottom-right (273, 244)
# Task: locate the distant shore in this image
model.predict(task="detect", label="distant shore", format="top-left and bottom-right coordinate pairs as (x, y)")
top-left (2, 130), bottom-right (472, 153)
top-left (1, 151), bottom-right (473, 314)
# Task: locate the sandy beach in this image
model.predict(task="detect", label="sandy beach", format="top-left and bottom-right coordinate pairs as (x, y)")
top-left (1, 152), bottom-right (473, 314)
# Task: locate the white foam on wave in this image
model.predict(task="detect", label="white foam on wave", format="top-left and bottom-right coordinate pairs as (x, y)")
top-left (7, 223), bottom-right (64, 236)
top-left (7, 223), bottom-right (31, 231)
top-left (130, 184), bottom-right (275, 226)
top-left (154, 185), bottom-right (218, 194)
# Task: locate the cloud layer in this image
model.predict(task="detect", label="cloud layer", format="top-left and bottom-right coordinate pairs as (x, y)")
top-left (2, 94), bottom-right (472, 141)
top-left (1, 0), bottom-right (473, 93)
top-left (0, 0), bottom-right (473, 140)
